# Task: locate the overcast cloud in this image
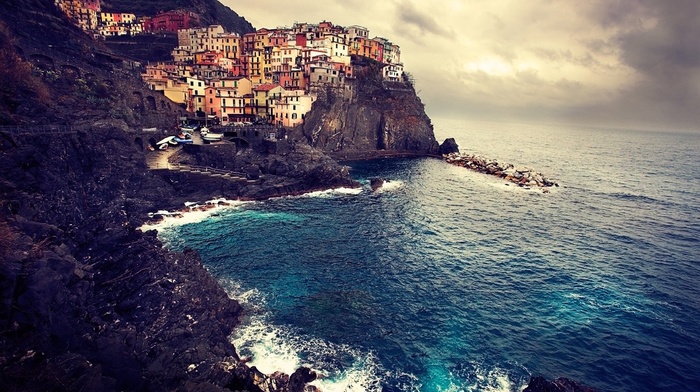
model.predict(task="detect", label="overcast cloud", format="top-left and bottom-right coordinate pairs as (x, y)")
top-left (221, 0), bottom-right (700, 131)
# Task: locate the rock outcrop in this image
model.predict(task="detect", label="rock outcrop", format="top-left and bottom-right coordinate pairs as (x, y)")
top-left (165, 139), bottom-right (359, 200)
top-left (291, 58), bottom-right (440, 160)
top-left (444, 152), bottom-right (559, 189)
top-left (0, 127), bottom-right (337, 391)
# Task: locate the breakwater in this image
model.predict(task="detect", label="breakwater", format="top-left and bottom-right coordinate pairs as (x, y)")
top-left (444, 152), bottom-right (559, 189)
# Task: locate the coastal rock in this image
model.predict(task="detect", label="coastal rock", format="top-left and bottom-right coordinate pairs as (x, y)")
top-left (0, 127), bottom-right (322, 391)
top-left (169, 140), bottom-right (358, 201)
top-left (444, 152), bottom-right (558, 189)
top-left (291, 60), bottom-right (439, 160)
top-left (370, 177), bottom-right (385, 191)
top-left (289, 367), bottom-right (318, 392)
top-left (439, 138), bottom-right (460, 155)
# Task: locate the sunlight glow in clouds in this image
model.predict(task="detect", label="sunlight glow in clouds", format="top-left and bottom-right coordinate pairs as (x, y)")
top-left (222, 0), bottom-right (700, 131)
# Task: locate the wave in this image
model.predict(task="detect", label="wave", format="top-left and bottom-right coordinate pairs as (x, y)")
top-left (298, 187), bottom-right (364, 198)
top-left (607, 192), bottom-right (661, 204)
top-left (423, 360), bottom-right (530, 392)
top-left (218, 278), bottom-right (388, 391)
top-left (373, 179), bottom-right (405, 193)
top-left (138, 198), bottom-right (251, 232)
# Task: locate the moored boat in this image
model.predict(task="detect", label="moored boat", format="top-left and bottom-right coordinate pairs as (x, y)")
top-left (200, 127), bottom-right (223, 142)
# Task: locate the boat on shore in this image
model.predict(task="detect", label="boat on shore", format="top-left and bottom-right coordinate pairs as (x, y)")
top-left (180, 124), bottom-right (199, 133)
top-left (200, 127), bottom-right (223, 142)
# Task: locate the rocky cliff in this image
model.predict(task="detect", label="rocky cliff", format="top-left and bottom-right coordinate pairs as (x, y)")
top-left (0, 1), bottom-right (340, 390)
top-left (0, 127), bottom-right (334, 391)
top-left (291, 58), bottom-right (440, 160)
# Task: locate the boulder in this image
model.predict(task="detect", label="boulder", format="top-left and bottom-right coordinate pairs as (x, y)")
top-left (370, 177), bottom-right (385, 191)
top-left (439, 138), bottom-right (460, 155)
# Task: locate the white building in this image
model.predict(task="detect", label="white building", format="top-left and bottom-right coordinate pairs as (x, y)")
top-left (275, 90), bottom-right (315, 128)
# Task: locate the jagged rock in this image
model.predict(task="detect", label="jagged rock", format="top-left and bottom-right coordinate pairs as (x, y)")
top-left (243, 164), bottom-right (262, 180)
top-left (439, 138), bottom-right (460, 155)
top-left (289, 367), bottom-right (318, 392)
top-left (370, 177), bottom-right (385, 191)
top-left (444, 152), bottom-right (558, 189)
top-left (0, 127), bottom-right (331, 392)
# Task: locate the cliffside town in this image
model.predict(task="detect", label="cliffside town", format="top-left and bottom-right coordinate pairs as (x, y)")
top-left (54, 0), bottom-right (408, 130)
top-left (140, 21), bottom-right (405, 129)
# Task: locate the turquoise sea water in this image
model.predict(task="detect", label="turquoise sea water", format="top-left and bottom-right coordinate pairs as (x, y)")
top-left (153, 119), bottom-right (700, 391)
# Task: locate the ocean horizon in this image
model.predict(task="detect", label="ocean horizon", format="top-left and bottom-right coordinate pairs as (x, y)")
top-left (150, 117), bottom-right (700, 391)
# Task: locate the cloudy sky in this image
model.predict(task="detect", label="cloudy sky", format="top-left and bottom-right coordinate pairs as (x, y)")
top-left (221, 0), bottom-right (700, 131)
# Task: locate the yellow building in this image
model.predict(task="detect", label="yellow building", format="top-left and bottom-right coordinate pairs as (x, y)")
top-left (253, 84), bottom-right (284, 121)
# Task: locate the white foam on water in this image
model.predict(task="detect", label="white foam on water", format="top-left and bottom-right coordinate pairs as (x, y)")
top-left (374, 179), bottom-right (405, 193)
top-left (218, 278), bottom-right (386, 391)
top-left (311, 365), bottom-right (381, 392)
top-left (466, 363), bottom-right (529, 392)
top-left (486, 179), bottom-right (561, 194)
top-left (300, 187), bottom-right (364, 198)
top-left (139, 198), bottom-right (251, 232)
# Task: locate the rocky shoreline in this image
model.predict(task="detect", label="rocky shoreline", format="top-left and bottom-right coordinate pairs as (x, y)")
top-left (0, 128), bottom-right (337, 392)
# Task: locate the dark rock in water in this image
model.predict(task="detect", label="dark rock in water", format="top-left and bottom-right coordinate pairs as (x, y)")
top-left (289, 367), bottom-right (318, 392)
top-left (523, 376), bottom-right (598, 392)
top-left (439, 138), bottom-right (460, 155)
top-left (370, 177), bottom-right (385, 191)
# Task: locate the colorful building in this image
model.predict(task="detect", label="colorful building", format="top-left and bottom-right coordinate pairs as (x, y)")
top-left (253, 84), bottom-right (284, 121)
top-left (274, 90), bottom-right (315, 128)
top-left (142, 10), bottom-right (197, 33)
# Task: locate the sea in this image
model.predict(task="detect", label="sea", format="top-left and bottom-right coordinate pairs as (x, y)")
top-left (145, 118), bottom-right (700, 392)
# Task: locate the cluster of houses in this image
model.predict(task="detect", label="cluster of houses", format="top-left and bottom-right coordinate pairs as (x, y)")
top-left (142, 22), bottom-right (405, 127)
top-left (53, 0), bottom-right (407, 129)
top-left (54, 0), bottom-right (198, 37)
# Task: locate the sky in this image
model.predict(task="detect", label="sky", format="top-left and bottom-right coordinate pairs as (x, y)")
top-left (221, 0), bottom-right (700, 131)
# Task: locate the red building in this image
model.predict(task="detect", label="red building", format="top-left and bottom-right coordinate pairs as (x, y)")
top-left (142, 10), bottom-right (197, 33)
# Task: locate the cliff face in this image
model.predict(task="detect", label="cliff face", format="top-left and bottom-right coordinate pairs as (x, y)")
top-left (292, 60), bottom-right (439, 160)
top-left (0, 130), bottom-right (242, 391)
top-left (0, 1), bottom-right (342, 390)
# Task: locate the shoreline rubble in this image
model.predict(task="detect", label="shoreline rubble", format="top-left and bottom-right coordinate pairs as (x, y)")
top-left (443, 152), bottom-right (559, 190)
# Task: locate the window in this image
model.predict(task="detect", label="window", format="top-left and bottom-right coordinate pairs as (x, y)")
top-left (209, 98), bottom-right (212, 104)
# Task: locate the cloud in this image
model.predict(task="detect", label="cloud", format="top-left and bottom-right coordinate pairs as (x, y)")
top-left (393, 0), bottom-right (451, 38)
top-left (220, 0), bottom-right (699, 130)
top-left (573, 0), bottom-right (700, 129)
